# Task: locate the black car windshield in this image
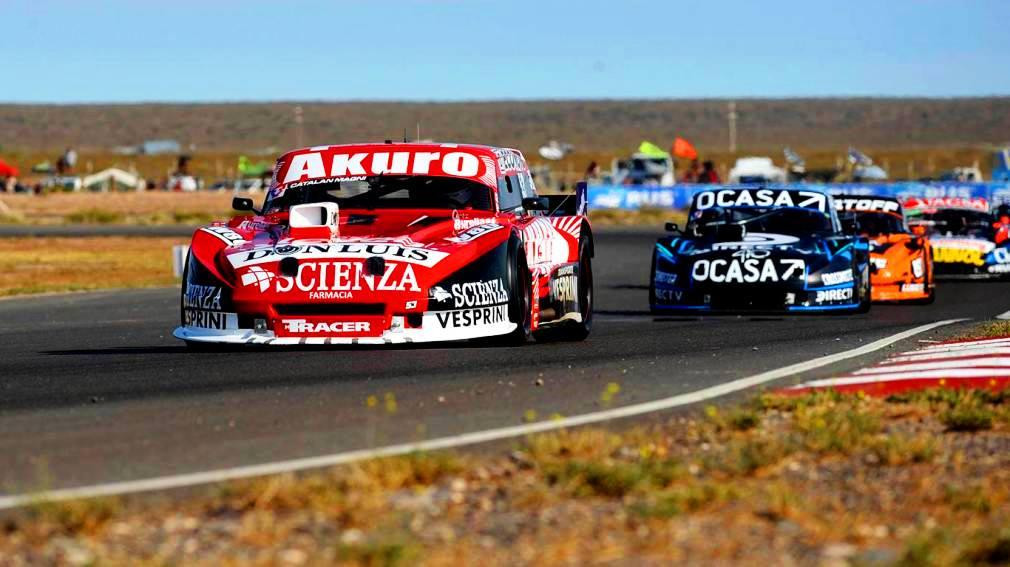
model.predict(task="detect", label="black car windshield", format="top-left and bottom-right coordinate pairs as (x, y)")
top-left (691, 206), bottom-right (834, 237)
top-left (915, 209), bottom-right (994, 239)
top-left (851, 212), bottom-right (906, 236)
top-left (264, 176), bottom-right (494, 213)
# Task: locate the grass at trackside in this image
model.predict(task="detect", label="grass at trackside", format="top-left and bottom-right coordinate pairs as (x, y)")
top-left (60, 208), bottom-right (226, 225)
top-left (0, 237), bottom-right (185, 296)
top-left (0, 191), bottom-right (687, 227)
top-left (0, 192), bottom-right (237, 225)
top-left (4, 381), bottom-right (1009, 565)
top-left (954, 320), bottom-right (1010, 341)
top-left (588, 207), bottom-right (686, 228)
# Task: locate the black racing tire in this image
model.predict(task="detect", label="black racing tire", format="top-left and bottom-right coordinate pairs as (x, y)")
top-left (555, 238), bottom-right (593, 341)
top-left (503, 237), bottom-right (534, 345)
top-left (648, 248), bottom-right (659, 314)
top-left (913, 286), bottom-right (936, 305)
top-left (184, 340), bottom-right (220, 351)
top-left (855, 266), bottom-right (872, 314)
top-left (180, 255), bottom-right (215, 350)
top-left (179, 252), bottom-right (191, 326)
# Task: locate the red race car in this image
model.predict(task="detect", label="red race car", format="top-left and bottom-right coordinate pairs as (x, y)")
top-left (174, 142), bottom-right (593, 346)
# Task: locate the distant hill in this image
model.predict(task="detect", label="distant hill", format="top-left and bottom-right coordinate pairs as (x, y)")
top-left (1, 98), bottom-right (1008, 153)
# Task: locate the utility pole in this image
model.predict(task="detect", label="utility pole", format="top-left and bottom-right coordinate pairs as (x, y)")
top-left (293, 105), bottom-right (304, 148)
top-left (727, 101), bottom-right (737, 154)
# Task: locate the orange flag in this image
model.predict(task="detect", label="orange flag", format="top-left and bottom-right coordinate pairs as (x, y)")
top-left (672, 137), bottom-right (698, 160)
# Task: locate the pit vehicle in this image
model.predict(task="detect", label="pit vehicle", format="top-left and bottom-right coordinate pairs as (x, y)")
top-left (904, 197), bottom-right (1010, 279)
top-left (834, 196), bottom-right (934, 303)
top-left (174, 143), bottom-right (593, 346)
top-left (650, 188), bottom-right (871, 313)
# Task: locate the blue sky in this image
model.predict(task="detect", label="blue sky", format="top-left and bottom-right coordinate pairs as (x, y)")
top-left (3, 0), bottom-right (1008, 102)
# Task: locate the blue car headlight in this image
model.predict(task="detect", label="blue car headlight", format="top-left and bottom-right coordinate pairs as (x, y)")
top-left (654, 245), bottom-right (680, 286)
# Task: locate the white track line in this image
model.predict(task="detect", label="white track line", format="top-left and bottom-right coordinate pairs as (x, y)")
top-left (855, 356), bottom-right (1010, 374)
top-left (897, 342), bottom-right (1010, 356)
top-left (916, 337), bottom-right (1010, 351)
top-left (0, 318), bottom-right (966, 510)
top-left (803, 368), bottom-right (1010, 387)
top-left (884, 347), bottom-right (1010, 363)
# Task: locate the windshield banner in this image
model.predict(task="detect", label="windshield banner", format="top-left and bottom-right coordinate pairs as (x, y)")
top-left (587, 182), bottom-right (1010, 211)
top-left (832, 197), bottom-right (902, 213)
top-left (692, 189), bottom-right (828, 213)
top-left (271, 147), bottom-right (499, 197)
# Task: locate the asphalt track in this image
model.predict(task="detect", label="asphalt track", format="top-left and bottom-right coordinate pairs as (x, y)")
top-left (0, 229), bottom-right (1006, 497)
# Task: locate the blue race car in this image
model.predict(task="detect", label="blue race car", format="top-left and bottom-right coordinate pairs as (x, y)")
top-left (650, 187), bottom-right (871, 313)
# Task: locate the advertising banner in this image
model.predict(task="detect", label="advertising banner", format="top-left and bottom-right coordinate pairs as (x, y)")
top-left (587, 182), bottom-right (1010, 210)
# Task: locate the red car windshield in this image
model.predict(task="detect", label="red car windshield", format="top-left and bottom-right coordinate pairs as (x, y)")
top-left (264, 175), bottom-right (494, 213)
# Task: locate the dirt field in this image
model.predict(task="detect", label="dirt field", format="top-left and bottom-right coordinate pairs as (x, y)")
top-left (0, 237), bottom-right (185, 296)
top-left (1, 145), bottom-right (998, 196)
top-left (3, 98), bottom-right (1008, 154)
top-left (0, 192), bottom-right (239, 225)
top-left (0, 190), bottom-right (686, 228)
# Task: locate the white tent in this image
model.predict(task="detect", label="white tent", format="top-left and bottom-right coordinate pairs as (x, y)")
top-left (728, 157), bottom-right (787, 184)
top-left (81, 168), bottom-right (145, 192)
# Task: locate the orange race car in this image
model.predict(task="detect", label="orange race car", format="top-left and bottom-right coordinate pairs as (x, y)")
top-left (834, 196), bottom-right (934, 303)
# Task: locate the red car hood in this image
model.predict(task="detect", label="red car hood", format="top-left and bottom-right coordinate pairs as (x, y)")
top-left (199, 209), bottom-right (512, 297)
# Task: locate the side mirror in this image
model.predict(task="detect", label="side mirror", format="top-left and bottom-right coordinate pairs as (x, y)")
top-left (232, 197), bottom-right (259, 214)
top-left (664, 222), bottom-right (681, 233)
top-left (522, 197), bottom-right (550, 211)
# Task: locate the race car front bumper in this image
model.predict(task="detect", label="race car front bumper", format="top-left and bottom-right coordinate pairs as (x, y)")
top-left (651, 284), bottom-right (861, 313)
top-left (174, 311), bottom-right (517, 345)
top-left (870, 282), bottom-right (931, 302)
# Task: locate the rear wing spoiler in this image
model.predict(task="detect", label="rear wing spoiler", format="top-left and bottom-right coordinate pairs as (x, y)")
top-left (543, 181), bottom-right (588, 217)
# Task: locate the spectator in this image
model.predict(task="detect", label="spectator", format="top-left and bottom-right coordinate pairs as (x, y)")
top-left (698, 160), bottom-right (721, 184)
top-left (679, 159), bottom-right (700, 183)
top-left (584, 160), bottom-right (601, 181)
top-left (64, 148), bottom-right (77, 172)
top-left (168, 155), bottom-right (198, 191)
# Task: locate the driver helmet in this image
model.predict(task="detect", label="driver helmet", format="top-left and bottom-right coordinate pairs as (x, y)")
top-left (300, 183), bottom-right (333, 204)
top-left (444, 186), bottom-right (474, 208)
top-left (995, 204), bottom-right (1010, 224)
top-left (695, 206), bottom-right (725, 224)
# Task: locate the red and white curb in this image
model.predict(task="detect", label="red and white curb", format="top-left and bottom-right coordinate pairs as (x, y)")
top-left (787, 335), bottom-right (1010, 395)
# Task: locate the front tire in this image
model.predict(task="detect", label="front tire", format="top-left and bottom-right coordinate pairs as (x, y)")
top-left (648, 248), bottom-right (659, 314)
top-left (504, 238), bottom-right (534, 345)
top-left (179, 253), bottom-right (191, 327)
top-left (555, 238), bottom-right (593, 341)
top-left (855, 265), bottom-right (872, 313)
top-left (184, 339), bottom-right (219, 351)
top-left (913, 286), bottom-right (936, 305)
